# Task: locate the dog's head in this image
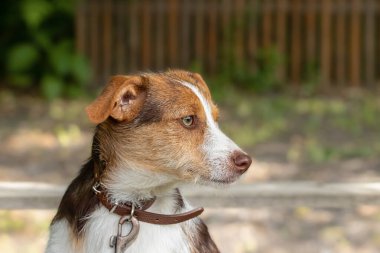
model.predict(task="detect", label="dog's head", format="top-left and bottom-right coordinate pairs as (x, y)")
top-left (86, 70), bottom-right (251, 189)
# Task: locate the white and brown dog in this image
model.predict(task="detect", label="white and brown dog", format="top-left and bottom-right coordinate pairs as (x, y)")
top-left (46, 70), bottom-right (251, 253)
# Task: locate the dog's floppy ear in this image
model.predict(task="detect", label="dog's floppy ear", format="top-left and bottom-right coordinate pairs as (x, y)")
top-left (86, 75), bottom-right (147, 124)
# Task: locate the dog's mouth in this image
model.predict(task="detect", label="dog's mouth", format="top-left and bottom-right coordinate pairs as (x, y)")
top-left (198, 173), bottom-right (241, 186)
top-left (210, 178), bottom-right (236, 184)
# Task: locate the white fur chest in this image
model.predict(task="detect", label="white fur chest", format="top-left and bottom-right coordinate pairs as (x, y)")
top-left (83, 207), bottom-right (190, 253)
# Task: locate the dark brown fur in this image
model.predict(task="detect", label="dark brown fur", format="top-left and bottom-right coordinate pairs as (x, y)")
top-left (52, 135), bottom-right (104, 235)
top-left (183, 219), bottom-right (220, 253)
top-left (52, 159), bottom-right (98, 235)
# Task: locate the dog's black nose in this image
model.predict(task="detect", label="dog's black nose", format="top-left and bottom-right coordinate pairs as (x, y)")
top-left (232, 152), bottom-right (252, 173)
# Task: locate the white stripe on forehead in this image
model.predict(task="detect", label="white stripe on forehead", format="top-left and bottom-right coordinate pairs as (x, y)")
top-left (177, 81), bottom-right (217, 128)
top-left (178, 80), bottom-right (242, 177)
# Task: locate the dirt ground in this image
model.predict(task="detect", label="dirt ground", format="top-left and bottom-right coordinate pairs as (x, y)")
top-left (1, 92), bottom-right (380, 253)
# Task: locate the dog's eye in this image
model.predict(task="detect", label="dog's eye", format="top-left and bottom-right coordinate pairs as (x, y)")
top-left (181, 115), bottom-right (195, 128)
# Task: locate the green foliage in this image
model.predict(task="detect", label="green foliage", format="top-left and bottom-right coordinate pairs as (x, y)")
top-left (235, 48), bottom-right (283, 92)
top-left (210, 46), bottom-right (284, 94)
top-left (41, 75), bottom-right (64, 100)
top-left (0, 0), bottom-right (90, 99)
top-left (7, 43), bottom-right (39, 73)
top-left (21, 0), bottom-right (53, 29)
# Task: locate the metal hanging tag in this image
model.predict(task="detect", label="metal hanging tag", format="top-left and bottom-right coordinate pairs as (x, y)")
top-left (110, 215), bottom-right (140, 253)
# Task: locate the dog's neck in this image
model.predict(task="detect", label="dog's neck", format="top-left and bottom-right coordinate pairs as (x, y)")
top-left (96, 161), bottom-right (180, 209)
top-left (92, 126), bottom-right (183, 207)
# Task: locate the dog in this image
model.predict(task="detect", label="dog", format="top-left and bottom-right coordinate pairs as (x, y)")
top-left (46, 70), bottom-right (252, 253)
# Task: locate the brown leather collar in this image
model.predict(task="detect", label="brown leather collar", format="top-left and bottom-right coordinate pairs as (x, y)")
top-left (95, 188), bottom-right (204, 225)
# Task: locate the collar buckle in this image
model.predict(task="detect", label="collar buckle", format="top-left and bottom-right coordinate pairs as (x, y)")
top-left (92, 182), bottom-right (102, 194)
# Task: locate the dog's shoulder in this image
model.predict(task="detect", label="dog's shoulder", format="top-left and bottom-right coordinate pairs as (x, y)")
top-left (182, 218), bottom-right (220, 253)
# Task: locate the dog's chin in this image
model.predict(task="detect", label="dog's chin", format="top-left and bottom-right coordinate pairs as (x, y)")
top-left (196, 174), bottom-right (240, 187)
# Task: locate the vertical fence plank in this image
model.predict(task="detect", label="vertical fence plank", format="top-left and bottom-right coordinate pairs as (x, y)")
top-left (195, 0), bottom-right (204, 69)
top-left (305, 0), bottom-right (316, 74)
top-left (141, 0), bottom-right (151, 69)
top-left (129, 0), bottom-right (139, 72)
top-left (321, 0), bottom-right (332, 89)
top-left (365, 0), bottom-right (376, 88)
top-left (262, 0), bottom-right (272, 49)
top-left (75, 1), bottom-right (86, 54)
top-left (291, 0), bottom-right (301, 86)
top-left (336, 0), bottom-right (346, 87)
top-left (221, 0), bottom-right (232, 72)
top-left (350, 0), bottom-right (361, 87)
top-left (168, 0), bottom-right (179, 66)
top-left (234, 0), bottom-right (245, 65)
top-left (247, 0), bottom-right (258, 72)
top-left (377, 0), bottom-right (380, 88)
top-left (89, 0), bottom-right (100, 86)
top-left (208, 1), bottom-right (218, 73)
top-left (115, 0), bottom-right (126, 73)
top-left (181, 0), bottom-right (190, 68)
top-left (276, 0), bottom-right (287, 81)
top-left (155, 0), bottom-right (165, 70)
top-left (103, 0), bottom-right (112, 78)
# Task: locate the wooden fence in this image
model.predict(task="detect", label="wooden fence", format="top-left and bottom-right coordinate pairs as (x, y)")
top-left (76, 0), bottom-right (380, 88)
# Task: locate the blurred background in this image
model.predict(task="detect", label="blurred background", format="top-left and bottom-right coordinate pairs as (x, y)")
top-left (1, 0), bottom-right (380, 252)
